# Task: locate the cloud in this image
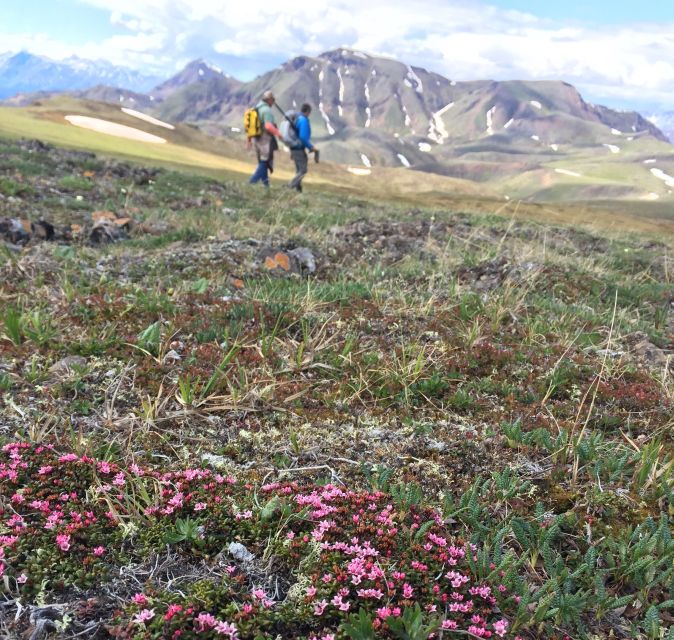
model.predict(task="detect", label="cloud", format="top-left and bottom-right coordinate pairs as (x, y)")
top-left (4, 0), bottom-right (674, 108)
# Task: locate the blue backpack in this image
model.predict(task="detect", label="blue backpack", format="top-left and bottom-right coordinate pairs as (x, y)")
top-left (280, 110), bottom-right (301, 148)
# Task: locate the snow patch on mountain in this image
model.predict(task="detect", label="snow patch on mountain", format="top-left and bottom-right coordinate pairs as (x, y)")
top-left (337, 68), bottom-right (345, 113)
top-left (406, 65), bottom-right (423, 94)
top-left (531, 135), bottom-right (540, 141)
top-left (530, 100), bottom-right (542, 110)
top-left (348, 167), bottom-right (371, 176)
top-left (360, 153), bottom-right (372, 168)
top-left (611, 128), bottom-right (622, 135)
top-left (65, 115), bottom-right (166, 144)
top-left (418, 142), bottom-right (432, 152)
top-left (428, 102), bottom-right (454, 144)
top-left (555, 168), bottom-right (582, 177)
top-left (549, 144), bottom-right (559, 151)
top-left (397, 153), bottom-right (411, 167)
top-left (603, 144), bottom-right (620, 153)
top-left (486, 106), bottom-right (496, 135)
top-left (319, 102), bottom-right (335, 135)
top-left (504, 118), bottom-right (514, 129)
top-left (651, 167), bottom-right (674, 187)
top-left (364, 83), bottom-right (371, 127)
top-left (121, 108), bottom-right (174, 130)
top-left (401, 102), bottom-right (411, 128)
top-left (643, 158), bottom-right (657, 164)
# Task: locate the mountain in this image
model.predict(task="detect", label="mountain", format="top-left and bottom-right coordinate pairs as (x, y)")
top-left (647, 112), bottom-right (674, 142)
top-left (2, 48), bottom-right (673, 203)
top-left (0, 51), bottom-right (161, 99)
top-left (151, 59), bottom-right (240, 100)
top-left (152, 49), bottom-right (669, 163)
top-left (2, 84), bottom-right (156, 109)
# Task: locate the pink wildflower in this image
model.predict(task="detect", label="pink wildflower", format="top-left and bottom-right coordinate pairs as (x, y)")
top-left (56, 533), bottom-right (71, 552)
top-left (97, 461), bottom-right (112, 474)
top-left (165, 604), bottom-right (183, 621)
top-left (314, 599), bottom-right (328, 615)
top-left (194, 612), bottom-right (217, 631)
top-left (93, 546), bottom-right (105, 556)
top-left (132, 593), bottom-right (148, 605)
top-left (214, 621), bottom-right (239, 638)
top-left (493, 619), bottom-right (509, 637)
top-left (133, 609), bottom-right (155, 625)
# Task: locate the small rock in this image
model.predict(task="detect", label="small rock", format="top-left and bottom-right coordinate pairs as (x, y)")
top-left (48, 356), bottom-right (87, 376)
top-left (0, 217), bottom-right (30, 245)
top-left (288, 247), bottom-right (317, 274)
top-left (228, 542), bottom-right (255, 563)
top-left (201, 452), bottom-right (228, 469)
top-left (31, 220), bottom-right (55, 241)
top-left (90, 220), bottom-right (128, 244)
top-left (624, 331), bottom-right (671, 370)
top-left (259, 246), bottom-right (317, 276)
top-left (162, 350), bottom-right (182, 363)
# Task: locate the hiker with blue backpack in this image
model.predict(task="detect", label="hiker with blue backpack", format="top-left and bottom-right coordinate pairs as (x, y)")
top-left (282, 103), bottom-right (318, 193)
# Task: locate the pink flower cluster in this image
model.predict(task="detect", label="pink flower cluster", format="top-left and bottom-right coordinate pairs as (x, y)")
top-left (0, 443), bottom-right (514, 638)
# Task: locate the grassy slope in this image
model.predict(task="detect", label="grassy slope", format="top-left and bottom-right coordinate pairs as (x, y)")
top-left (0, 138), bottom-right (673, 639)
top-left (1, 99), bottom-right (674, 237)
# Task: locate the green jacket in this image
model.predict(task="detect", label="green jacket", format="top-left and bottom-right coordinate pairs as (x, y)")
top-left (256, 101), bottom-right (276, 127)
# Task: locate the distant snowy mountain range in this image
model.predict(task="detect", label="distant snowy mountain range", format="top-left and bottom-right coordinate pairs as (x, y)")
top-left (0, 51), bottom-right (160, 98)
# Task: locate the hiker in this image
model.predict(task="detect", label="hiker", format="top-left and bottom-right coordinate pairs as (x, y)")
top-left (288, 104), bottom-right (318, 193)
top-left (247, 90), bottom-right (284, 187)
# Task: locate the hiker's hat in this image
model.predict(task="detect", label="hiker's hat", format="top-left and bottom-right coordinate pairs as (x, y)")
top-left (262, 90), bottom-right (275, 101)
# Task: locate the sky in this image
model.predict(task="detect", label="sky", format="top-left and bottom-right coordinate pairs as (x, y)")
top-left (2, 0), bottom-right (674, 111)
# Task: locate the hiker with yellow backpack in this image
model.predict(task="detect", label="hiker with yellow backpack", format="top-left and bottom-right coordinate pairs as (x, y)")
top-left (245, 90), bottom-right (285, 187)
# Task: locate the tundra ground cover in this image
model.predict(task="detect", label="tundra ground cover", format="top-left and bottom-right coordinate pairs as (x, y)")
top-left (0, 138), bottom-right (673, 639)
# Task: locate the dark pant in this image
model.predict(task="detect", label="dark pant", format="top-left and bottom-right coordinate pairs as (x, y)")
top-left (289, 148), bottom-right (308, 191)
top-left (249, 160), bottom-right (269, 186)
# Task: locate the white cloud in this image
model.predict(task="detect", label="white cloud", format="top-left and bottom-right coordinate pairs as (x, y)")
top-left (3, 0), bottom-right (674, 107)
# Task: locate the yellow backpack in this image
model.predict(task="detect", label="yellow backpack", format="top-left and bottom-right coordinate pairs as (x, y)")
top-left (244, 107), bottom-right (262, 138)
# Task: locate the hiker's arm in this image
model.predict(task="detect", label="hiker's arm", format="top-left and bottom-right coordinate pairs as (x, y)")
top-left (264, 121), bottom-right (282, 137)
